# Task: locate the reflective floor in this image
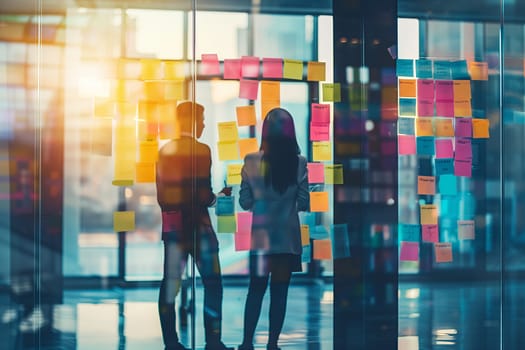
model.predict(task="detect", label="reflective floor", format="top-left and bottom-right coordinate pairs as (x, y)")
top-left (1, 280), bottom-right (524, 349)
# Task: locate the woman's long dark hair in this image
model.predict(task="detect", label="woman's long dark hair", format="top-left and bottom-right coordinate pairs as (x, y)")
top-left (260, 108), bottom-right (300, 194)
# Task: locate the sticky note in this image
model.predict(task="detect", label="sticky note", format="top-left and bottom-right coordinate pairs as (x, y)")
top-left (331, 224), bottom-right (351, 259)
top-left (322, 83), bottom-right (341, 102)
top-left (434, 118), bottom-right (454, 137)
top-left (216, 196), bottom-right (235, 216)
top-left (417, 79), bottom-right (434, 100)
top-left (261, 100), bottom-right (280, 120)
top-left (200, 53), bottom-right (220, 75)
top-left (141, 58), bottom-right (161, 80)
top-left (398, 117), bottom-right (415, 135)
top-left (307, 61), bottom-right (326, 81)
top-left (218, 121), bottom-right (239, 141)
top-left (398, 135), bottom-right (416, 155)
top-left (399, 79), bottom-right (416, 98)
top-left (436, 100), bottom-right (454, 117)
top-left (416, 59), bottom-right (433, 78)
top-left (455, 138), bottom-right (472, 160)
top-left (433, 61), bottom-right (451, 80)
top-left (418, 176), bottom-right (436, 195)
top-left (310, 192), bottom-right (329, 212)
top-left (113, 211), bottom-right (135, 232)
top-left (135, 162), bottom-right (155, 183)
top-left (416, 118), bottom-right (433, 136)
top-left (454, 158), bottom-right (472, 177)
top-left (143, 81), bottom-right (165, 101)
top-left (458, 220), bottom-right (475, 240)
top-left (312, 141), bottom-right (332, 161)
top-left (417, 98), bottom-right (434, 117)
top-left (261, 80), bottom-right (280, 101)
top-left (453, 80), bottom-right (471, 100)
top-left (283, 59), bottom-right (303, 80)
top-left (422, 224), bottom-right (439, 243)
top-left (223, 58), bottom-right (241, 79)
top-left (94, 98), bottom-right (115, 117)
top-left (311, 103), bottom-right (331, 124)
top-left (235, 231), bottom-right (251, 251)
top-left (164, 80), bottom-right (184, 100)
top-left (313, 239), bottom-right (332, 260)
top-left (262, 57), bottom-right (283, 79)
top-left (236, 212), bottom-right (253, 235)
top-left (454, 100), bottom-right (472, 117)
top-left (113, 156), bottom-right (135, 186)
top-left (302, 245), bottom-right (311, 263)
top-left (451, 60), bottom-right (470, 79)
top-left (435, 80), bottom-right (454, 100)
top-left (227, 164), bottom-right (243, 185)
top-left (301, 224), bottom-right (310, 246)
top-left (399, 98), bottom-right (416, 116)
top-left (325, 164), bottom-right (343, 185)
top-left (139, 140), bottom-right (158, 162)
top-left (435, 158), bottom-right (454, 176)
top-left (217, 141), bottom-right (239, 161)
top-left (420, 204), bottom-right (438, 225)
top-left (241, 56), bottom-right (260, 78)
top-left (469, 61), bottom-right (488, 81)
top-left (307, 162), bottom-right (325, 183)
top-left (434, 242), bottom-right (453, 263)
top-left (239, 79), bottom-right (259, 100)
top-left (311, 225), bottom-right (329, 240)
top-left (400, 241), bottom-right (419, 261)
top-left (217, 215), bottom-right (236, 233)
top-left (238, 138), bottom-right (259, 159)
top-left (455, 118), bottom-right (472, 137)
top-left (435, 139), bottom-right (454, 158)
top-left (438, 174), bottom-right (457, 195)
top-left (164, 61), bottom-right (186, 80)
top-left (162, 210), bottom-right (183, 232)
top-left (472, 118), bottom-right (490, 138)
top-left (310, 123), bottom-right (330, 141)
top-left (416, 136), bottom-right (435, 156)
top-left (236, 105), bottom-right (257, 126)
top-left (400, 224), bottom-right (420, 241)
top-left (396, 59), bottom-right (414, 77)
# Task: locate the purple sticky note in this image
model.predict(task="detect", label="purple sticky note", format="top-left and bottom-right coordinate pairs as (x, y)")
top-left (241, 56), bottom-right (260, 78)
top-left (399, 135), bottom-right (416, 155)
top-left (435, 139), bottom-right (454, 158)
top-left (200, 54), bottom-right (220, 75)
top-left (310, 123), bottom-right (330, 141)
top-left (454, 158), bottom-right (472, 177)
top-left (436, 100), bottom-right (454, 117)
top-left (422, 224), bottom-right (439, 243)
top-left (400, 241), bottom-right (419, 261)
top-left (455, 118), bottom-right (472, 137)
top-left (417, 98), bottom-right (434, 116)
top-left (435, 80), bottom-right (454, 100)
top-left (417, 79), bottom-right (434, 100)
top-left (454, 137), bottom-right (472, 160)
top-left (239, 79), bottom-right (259, 100)
top-left (223, 59), bottom-right (241, 80)
top-left (262, 57), bottom-right (283, 79)
top-left (307, 162), bottom-right (325, 183)
top-left (311, 103), bottom-right (330, 124)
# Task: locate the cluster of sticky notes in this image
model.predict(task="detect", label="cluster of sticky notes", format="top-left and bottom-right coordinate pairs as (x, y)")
top-left (300, 223), bottom-right (350, 261)
top-left (307, 162), bottom-right (343, 185)
top-left (217, 121), bottom-right (259, 161)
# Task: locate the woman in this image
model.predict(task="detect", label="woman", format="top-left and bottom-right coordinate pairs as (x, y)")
top-left (238, 108), bottom-right (309, 350)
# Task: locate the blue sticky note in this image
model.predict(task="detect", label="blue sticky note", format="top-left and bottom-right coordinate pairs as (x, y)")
top-left (398, 117), bottom-right (415, 135)
top-left (300, 212), bottom-right (316, 230)
top-left (397, 59), bottom-right (414, 77)
top-left (311, 225), bottom-right (329, 239)
top-left (434, 61), bottom-right (452, 80)
top-left (416, 59), bottom-right (433, 79)
top-left (435, 158), bottom-right (454, 175)
top-left (439, 174), bottom-right (458, 195)
top-left (399, 224), bottom-right (421, 242)
top-left (301, 244), bottom-right (311, 263)
top-left (330, 224), bottom-right (351, 259)
top-left (216, 196), bottom-right (235, 216)
top-left (416, 136), bottom-right (435, 156)
top-left (451, 60), bottom-right (470, 79)
top-left (399, 98), bottom-right (417, 116)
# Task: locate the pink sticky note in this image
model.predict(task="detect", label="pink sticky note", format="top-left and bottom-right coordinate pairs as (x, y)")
top-left (454, 137), bottom-right (472, 160)
top-left (262, 58), bottom-right (283, 79)
top-left (455, 118), bottom-right (472, 137)
top-left (162, 210), bottom-right (183, 232)
top-left (454, 158), bottom-right (472, 177)
top-left (400, 241), bottom-right (419, 261)
top-left (422, 224), bottom-right (439, 243)
top-left (434, 242), bottom-right (453, 263)
top-left (311, 103), bottom-right (330, 124)
top-left (241, 56), bottom-right (260, 78)
top-left (236, 212), bottom-right (253, 235)
top-left (307, 162), bottom-right (325, 183)
top-left (398, 135), bottom-right (416, 155)
top-left (435, 80), bottom-right (454, 100)
top-left (310, 123), bottom-right (330, 141)
top-left (435, 139), bottom-right (454, 158)
top-left (200, 54), bottom-right (220, 75)
top-left (436, 100), bottom-right (454, 117)
top-left (239, 79), bottom-right (259, 100)
top-left (235, 231), bottom-right (251, 251)
top-left (417, 79), bottom-right (434, 100)
top-left (417, 98), bottom-right (434, 116)
top-left (223, 59), bottom-right (241, 79)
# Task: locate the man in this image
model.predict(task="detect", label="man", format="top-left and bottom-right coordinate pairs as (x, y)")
top-left (156, 101), bottom-right (232, 350)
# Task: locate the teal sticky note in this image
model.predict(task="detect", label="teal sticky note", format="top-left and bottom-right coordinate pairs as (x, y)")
top-left (300, 211), bottom-right (316, 230)
top-left (416, 59), bottom-right (433, 79)
top-left (435, 158), bottom-right (454, 175)
top-left (400, 223), bottom-right (421, 241)
top-left (434, 60), bottom-right (451, 80)
top-left (398, 117), bottom-right (415, 135)
top-left (399, 98), bottom-right (417, 116)
top-left (311, 225), bottom-right (329, 240)
top-left (216, 196), bottom-right (235, 216)
top-left (416, 136), bottom-right (435, 156)
top-left (397, 59), bottom-right (414, 77)
top-left (439, 174), bottom-right (457, 195)
top-left (451, 60), bottom-right (470, 79)
top-left (301, 244), bottom-right (311, 263)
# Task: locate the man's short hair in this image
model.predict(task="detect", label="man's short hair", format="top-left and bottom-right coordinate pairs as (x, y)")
top-left (176, 101), bottom-right (204, 123)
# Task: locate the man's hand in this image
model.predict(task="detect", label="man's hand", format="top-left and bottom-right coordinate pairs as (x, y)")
top-left (218, 186), bottom-right (232, 196)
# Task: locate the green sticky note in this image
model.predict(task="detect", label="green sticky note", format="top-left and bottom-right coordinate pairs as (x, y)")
top-left (322, 83), bottom-right (341, 102)
top-left (217, 215), bottom-right (236, 233)
top-left (113, 211), bottom-right (135, 232)
top-left (283, 59), bottom-right (304, 80)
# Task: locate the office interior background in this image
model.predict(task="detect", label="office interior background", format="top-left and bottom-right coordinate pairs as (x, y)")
top-left (0, 0), bottom-right (524, 349)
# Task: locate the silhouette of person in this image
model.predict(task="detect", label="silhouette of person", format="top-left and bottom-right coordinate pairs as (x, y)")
top-left (238, 108), bottom-right (309, 350)
top-left (156, 101), bottom-right (233, 350)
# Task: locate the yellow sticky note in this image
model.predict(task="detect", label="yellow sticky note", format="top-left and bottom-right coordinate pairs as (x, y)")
top-left (312, 141), bottom-right (332, 161)
top-left (420, 204), bottom-right (438, 225)
top-left (416, 117), bottom-right (434, 136)
top-left (472, 118), bottom-right (490, 138)
top-left (313, 239), bottom-right (332, 260)
top-left (138, 101), bottom-right (159, 122)
top-left (164, 80), bottom-right (184, 100)
top-left (399, 79), bottom-right (417, 98)
top-left (141, 58), bottom-right (161, 80)
top-left (217, 215), bottom-right (236, 233)
top-left (310, 192), bottom-right (329, 212)
top-left (218, 121), bottom-right (239, 141)
top-left (322, 83), bottom-right (341, 102)
top-left (324, 164), bottom-right (343, 184)
top-left (143, 80), bottom-right (165, 101)
top-left (218, 141), bottom-right (239, 161)
top-left (300, 225), bottom-right (310, 246)
top-left (111, 80), bottom-right (128, 101)
top-left (434, 119), bottom-right (454, 137)
top-left (113, 211), bottom-right (135, 232)
top-left (238, 138), bottom-right (259, 159)
top-left (139, 140), bottom-right (158, 163)
top-left (164, 61), bottom-right (187, 80)
top-left (468, 61), bottom-right (488, 81)
top-left (283, 59), bottom-right (304, 80)
top-left (135, 162), bottom-right (155, 183)
top-left (227, 164), bottom-right (243, 185)
top-left (93, 98), bottom-right (115, 117)
top-left (261, 81), bottom-right (280, 102)
top-left (261, 100), bottom-right (280, 120)
top-left (454, 100), bottom-right (472, 117)
top-left (417, 176), bottom-right (435, 195)
top-left (236, 105), bottom-right (257, 126)
top-left (453, 80), bottom-right (471, 100)
top-left (434, 242), bottom-right (453, 263)
top-left (307, 61), bottom-right (326, 81)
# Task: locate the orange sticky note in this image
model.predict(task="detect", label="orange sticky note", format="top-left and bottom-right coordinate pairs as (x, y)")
top-left (236, 105), bottom-right (257, 126)
top-left (472, 118), bottom-right (490, 138)
top-left (261, 100), bottom-right (280, 120)
top-left (227, 164), bottom-right (243, 185)
top-left (238, 138), bottom-right (259, 159)
top-left (312, 141), bottom-right (332, 161)
top-left (454, 100), bottom-right (472, 117)
top-left (453, 80), bottom-right (471, 100)
top-left (468, 61), bottom-right (488, 81)
top-left (417, 176), bottom-right (436, 195)
top-left (217, 141), bottom-right (239, 161)
top-left (218, 121), bottom-right (239, 141)
top-left (307, 61), bottom-right (326, 81)
top-left (434, 118), bottom-right (454, 137)
top-left (416, 117), bottom-right (433, 136)
top-left (143, 80), bottom-right (165, 101)
top-left (434, 242), bottom-right (453, 263)
top-left (141, 58), bottom-right (161, 80)
top-left (135, 162), bottom-right (155, 183)
top-left (139, 140), bottom-right (159, 162)
top-left (261, 81), bottom-right (280, 102)
top-left (420, 204), bottom-right (438, 225)
top-left (113, 211), bottom-right (135, 232)
top-left (301, 224), bottom-right (310, 246)
top-left (313, 239), bottom-right (332, 260)
top-left (399, 79), bottom-right (417, 98)
top-left (310, 192), bottom-right (329, 212)
top-left (283, 59), bottom-right (303, 80)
